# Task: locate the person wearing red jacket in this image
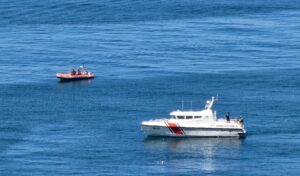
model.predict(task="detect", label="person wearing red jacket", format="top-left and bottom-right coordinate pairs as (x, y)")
top-left (71, 69), bottom-right (76, 76)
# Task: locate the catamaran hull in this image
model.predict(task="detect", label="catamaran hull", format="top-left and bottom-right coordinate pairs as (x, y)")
top-left (142, 125), bottom-right (246, 138)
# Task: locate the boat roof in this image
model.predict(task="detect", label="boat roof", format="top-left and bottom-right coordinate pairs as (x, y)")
top-left (170, 109), bottom-right (213, 116)
top-left (170, 96), bottom-right (216, 117)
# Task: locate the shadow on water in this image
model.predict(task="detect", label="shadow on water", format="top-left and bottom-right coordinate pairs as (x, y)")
top-left (144, 137), bottom-right (245, 151)
top-left (143, 137), bottom-right (245, 173)
top-left (56, 79), bottom-right (94, 88)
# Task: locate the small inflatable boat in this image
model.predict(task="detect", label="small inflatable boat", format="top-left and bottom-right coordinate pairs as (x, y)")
top-left (56, 65), bottom-right (95, 81)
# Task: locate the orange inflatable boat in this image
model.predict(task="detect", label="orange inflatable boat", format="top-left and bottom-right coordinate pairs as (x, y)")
top-left (56, 65), bottom-right (95, 81)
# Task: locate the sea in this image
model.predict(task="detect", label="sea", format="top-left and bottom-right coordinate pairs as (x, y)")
top-left (0, 0), bottom-right (300, 175)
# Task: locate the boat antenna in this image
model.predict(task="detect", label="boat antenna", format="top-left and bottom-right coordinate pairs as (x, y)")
top-left (205, 96), bottom-right (215, 109)
top-left (81, 64), bottom-right (86, 72)
top-left (190, 101), bottom-right (193, 111)
top-left (181, 100), bottom-right (184, 110)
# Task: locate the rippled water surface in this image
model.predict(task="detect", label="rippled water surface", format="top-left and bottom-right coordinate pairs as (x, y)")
top-left (0, 0), bottom-right (300, 175)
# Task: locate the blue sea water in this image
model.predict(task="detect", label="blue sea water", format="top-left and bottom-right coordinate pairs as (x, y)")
top-left (0, 0), bottom-right (300, 175)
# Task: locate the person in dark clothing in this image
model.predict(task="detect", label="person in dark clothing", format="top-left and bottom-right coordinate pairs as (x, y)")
top-left (77, 69), bottom-right (81, 75)
top-left (239, 116), bottom-right (244, 124)
top-left (225, 112), bottom-right (230, 122)
top-left (71, 69), bottom-right (76, 75)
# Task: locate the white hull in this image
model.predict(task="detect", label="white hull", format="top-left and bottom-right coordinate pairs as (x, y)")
top-left (142, 125), bottom-right (246, 138)
top-left (141, 96), bottom-right (247, 138)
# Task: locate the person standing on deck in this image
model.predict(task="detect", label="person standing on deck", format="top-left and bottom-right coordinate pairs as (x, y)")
top-left (226, 112), bottom-right (230, 122)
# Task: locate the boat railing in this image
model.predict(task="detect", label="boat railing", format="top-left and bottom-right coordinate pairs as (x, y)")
top-left (218, 117), bottom-right (244, 125)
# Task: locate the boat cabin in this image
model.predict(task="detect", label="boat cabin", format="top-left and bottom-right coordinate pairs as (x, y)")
top-left (170, 109), bottom-right (217, 121)
top-left (169, 96), bottom-right (217, 121)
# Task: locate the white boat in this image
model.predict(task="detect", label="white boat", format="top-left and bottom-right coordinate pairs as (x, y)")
top-left (141, 96), bottom-right (246, 138)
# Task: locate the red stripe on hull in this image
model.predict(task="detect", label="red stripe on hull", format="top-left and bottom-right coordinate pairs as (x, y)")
top-left (165, 122), bottom-right (185, 135)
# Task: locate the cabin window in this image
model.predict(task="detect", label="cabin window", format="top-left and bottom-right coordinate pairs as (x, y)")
top-left (171, 115), bottom-right (176, 119)
top-left (177, 116), bottom-right (184, 119)
top-left (186, 116), bottom-right (193, 119)
top-left (194, 116), bottom-right (202, 119)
